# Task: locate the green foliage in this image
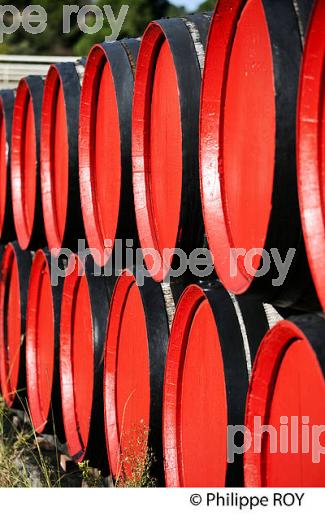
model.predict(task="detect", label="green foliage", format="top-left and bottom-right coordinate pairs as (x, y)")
top-left (166, 4), bottom-right (187, 17)
top-left (74, 0), bottom-right (186, 56)
top-left (0, 400), bottom-right (157, 488)
top-left (0, 401), bottom-right (60, 487)
top-left (75, 0), bottom-right (154, 56)
top-left (78, 460), bottom-right (106, 487)
top-left (115, 421), bottom-right (157, 488)
top-left (0, 1), bottom-right (88, 55)
top-left (197, 0), bottom-right (216, 12)
top-left (0, 0), bottom-right (190, 57)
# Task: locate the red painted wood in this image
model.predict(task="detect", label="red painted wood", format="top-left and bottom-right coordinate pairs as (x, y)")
top-left (149, 39), bottom-right (182, 262)
top-left (245, 320), bottom-right (325, 487)
top-left (26, 250), bottom-right (55, 433)
top-left (11, 80), bottom-right (37, 250)
top-left (60, 255), bottom-right (94, 461)
top-left (297, 0), bottom-right (325, 310)
top-left (223, 0), bottom-right (275, 275)
top-left (163, 285), bottom-right (228, 487)
top-left (0, 99), bottom-right (7, 236)
top-left (104, 271), bottom-right (150, 479)
top-left (180, 298), bottom-right (228, 487)
top-left (41, 65), bottom-right (69, 250)
top-left (0, 244), bottom-right (22, 407)
top-left (79, 46), bottom-right (122, 263)
top-left (132, 23), bottom-right (183, 281)
top-left (200, 0), bottom-right (277, 293)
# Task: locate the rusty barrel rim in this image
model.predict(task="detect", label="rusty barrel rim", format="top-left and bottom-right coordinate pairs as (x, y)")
top-left (26, 249), bottom-right (64, 438)
top-left (60, 254), bottom-right (112, 467)
top-left (41, 62), bottom-right (85, 251)
top-left (79, 40), bottom-right (139, 265)
top-left (297, 0), bottom-right (325, 311)
top-left (245, 315), bottom-right (325, 487)
top-left (11, 76), bottom-right (45, 250)
top-left (104, 269), bottom-right (170, 483)
top-left (0, 90), bottom-right (16, 242)
top-left (162, 282), bottom-right (269, 487)
top-left (200, 0), bottom-right (310, 301)
top-left (132, 15), bottom-right (211, 282)
top-left (0, 242), bottom-right (32, 407)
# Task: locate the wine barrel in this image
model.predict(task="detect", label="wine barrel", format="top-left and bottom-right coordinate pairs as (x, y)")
top-left (163, 282), bottom-right (271, 487)
top-left (11, 76), bottom-right (45, 250)
top-left (132, 14), bottom-right (211, 282)
top-left (60, 254), bottom-right (114, 470)
top-left (41, 60), bottom-right (86, 252)
top-left (26, 249), bottom-right (65, 440)
top-left (79, 39), bottom-right (140, 266)
top-left (245, 314), bottom-right (325, 487)
top-left (0, 243), bottom-right (4, 392)
top-left (0, 90), bottom-right (16, 243)
top-left (297, 0), bottom-right (325, 311)
top-left (0, 242), bottom-right (32, 407)
top-left (104, 270), bottom-right (182, 485)
top-left (200, 0), bottom-right (316, 307)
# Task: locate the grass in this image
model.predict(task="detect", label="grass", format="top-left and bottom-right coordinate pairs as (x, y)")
top-left (0, 401), bottom-right (54, 487)
top-left (115, 421), bottom-right (157, 488)
top-left (0, 398), bottom-right (73, 487)
top-left (0, 400), bottom-right (157, 488)
top-left (78, 460), bottom-right (106, 488)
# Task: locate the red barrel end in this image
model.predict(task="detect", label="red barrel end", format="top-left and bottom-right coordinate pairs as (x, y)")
top-left (60, 254), bottom-right (94, 462)
top-left (11, 76), bottom-right (44, 250)
top-left (245, 316), bottom-right (325, 487)
top-left (41, 66), bottom-right (69, 250)
top-left (0, 242), bottom-right (31, 407)
top-left (104, 271), bottom-right (151, 480)
top-left (133, 16), bottom-right (211, 282)
top-left (79, 40), bottom-right (139, 265)
top-left (200, 0), bottom-right (315, 307)
top-left (163, 285), bottom-right (228, 487)
top-left (104, 270), bottom-right (171, 484)
top-left (26, 250), bottom-right (55, 433)
top-left (297, 0), bottom-right (325, 311)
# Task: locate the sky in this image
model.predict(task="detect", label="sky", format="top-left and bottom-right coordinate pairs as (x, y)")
top-left (172, 0), bottom-right (203, 9)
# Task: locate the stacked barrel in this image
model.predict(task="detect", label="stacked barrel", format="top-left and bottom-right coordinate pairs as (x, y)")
top-left (0, 0), bottom-right (324, 487)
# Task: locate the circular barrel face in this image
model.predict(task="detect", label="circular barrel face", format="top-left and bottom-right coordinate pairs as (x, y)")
top-left (149, 38), bottom-right (183, 261)
top-left (223, 0), bottom-right (275, 271)
top-left (297, 0), bottom-right (325, 310)
top-left (79, 45), bottom-right (122, 263)
top-left (132, 23), bottom-right (183, 282)
top-left (11, 79), bottom-right (37, 250)
top-left (41, 66), bottom-right (69, 250)
top-left (163, 285), bottom-right (228, 487)
top-left (0, 98), bottom-right (7, 236)
top-left (245, 319), bottom-right (325, 487)
top-left (26, 250), bottom-right (55, 433)
top-left (200, 0), bottom-right (278, 293)
top-left (60, 255), bottom-right (94, 461)
top-left (104, 272), bottom-right (150, 480)
top-left (0, 244), bottom-right (22, 407)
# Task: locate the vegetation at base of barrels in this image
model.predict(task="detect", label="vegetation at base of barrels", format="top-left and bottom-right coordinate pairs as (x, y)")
top-left (0, 399), bottom-right (156, 487)
top-left (115, 421), bottom-right (157, 488)
top-left (0, 404), bottom-right (31, 487)
top-left (78, 460), bottom-right (106, 488)
top-left (0, 399), bottom-right (61, 487)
